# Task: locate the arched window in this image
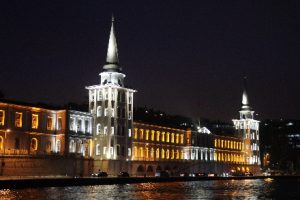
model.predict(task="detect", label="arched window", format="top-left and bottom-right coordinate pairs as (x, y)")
top-left (156, 131), bottom-right (160, 142)
top-left (150, 148), bottom-right (154, 159)
top-left (166, 132), bottom-right (170, 143)
top-left (145, 147), bottom-right (149, 159)
top-left (46, 140), bottom-right (52, 152)
top-left (133, 146), bottom-right (138, 158)
top-left (161, 148), bottom-right (165, 159)
top-left (134, 128), bottom-right (138, 139)
top-left (171, 133), bottom-right (175, 143)
top-left (0, 136), bottom-right (3, 150)
top-left (77, 140), bottom-right (82, 153)
top-left (69, 140), bottom-right (75, 153)
top-left (166, 149), bottom-right (170, 159)
top-left (151, 130), bottom-right (155, 141)
top-left (96, 144), bottom-right (100, 155)
top-left (139, 147), bottom-right (144, 158)
top-left (97, 106), bottom-right (102, 117)
top-left (156, 148), bottom-right (160, 159)
top-left (96, 124), bottom-right (101, 135)
top-left (176, 134), bottom-right (179, 144)
top-left (56, 140), bottom-right (61, 153)
top-left (139, 129), bottom-right (144, 140)
top-left (31, 138), bottom-right (38, 151)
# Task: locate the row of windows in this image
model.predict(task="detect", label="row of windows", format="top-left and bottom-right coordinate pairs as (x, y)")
top-left (133, 129), bottom-right (184, 144)
top-left (95, 144), bottom-right (128, 157)
top-left (132, 146), bottom-right (184, 160)
top-left (0, 110), bottom-right (62, 130)
top-left (90, 90), bottom-right (132, 103)
top-left (215, 152), bottom-right (245, 163)
top-left (245, 132), bottom-right (259, 140)
top-left (214, 139), bottom-right (243, 150)
top-left (96, 124), bottom-right (130, 137)
top-left (96, 107), bottom-right (132, 119)
top-left (0, 136), bottom-right (61, 153)
top-left (69, 117), bottom-right (91, 133)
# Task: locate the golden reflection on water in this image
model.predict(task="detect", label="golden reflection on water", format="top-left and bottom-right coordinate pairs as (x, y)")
top-left (0, 179), bottom-right (297, 199)
top-left (264, 178), bottom-right (274, 182)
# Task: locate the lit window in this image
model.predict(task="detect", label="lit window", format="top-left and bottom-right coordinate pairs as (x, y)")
top-left (77, 119), bottom-right (82, 132)
top-left (161, 149), bottom-right (165, 159)
top-left (180, 134), bottom-right (184, 144)
top-left (31, 138), bottom-right (38, 151)
top-left (166, 149), bottom-right (170, 159)
top-left (156, 148), bottom-right (160, 159)
top-left (145, 130), bottom-right (149, 140)
top-left (96, 124), bottom-right (101, 135)
top-left (151, 130), bottom-right (155, 141)
top-left (139, 147), bottom-right (144, 158)
top-left (15, 112), bottom-right (23, 128)
top-left (171, 133), bottom-right (175, 143)
top-left (32, 114), bottom-right (39, 129)
top-left (128, 148), bottom-right (131, 156)
top-left (176, 134), bottom-right (179, 144)
top-left (161, 132), bottom-right (165, 142)
top-left (145, 147), bottom-right (149, 159)
top-left (57, 117), bottom-right (62, 130)
top-left (134, 128), bottom-right (138, 139)
top-left (109, 147), bottom-right (114, 155)
top-left (97, 106), bottom-right (102, 117)
top-left (98, 91), bottom-right (103, 101)
top-left (111, 108), bottom-right (115, 117)
top-left (128, 129), bottom-right (131, 137)
top-left (166, 132), bottom-right (170, 142)
top-left (111, 127), bottom-right (114, 135)
top-left (47, 116), bottom-right (54, 130)
top-left (0, 110), bottom-right (5, 126)
top-left (156, 131), bottom-right (160, 142)
top-left (56, 140), bottom-right (61, 153)
top-left (96, 144), bottom-right (100, 155)
top-left (0, 136), bottom-right (3, 150)
top-left (133, 146), bottom-right (137, 158)
top-left (139, 129), bottom-right (144, 140)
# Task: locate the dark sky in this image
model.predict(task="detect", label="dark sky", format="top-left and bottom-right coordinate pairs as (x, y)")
top-left (0, 1), bottom-right (299, 121)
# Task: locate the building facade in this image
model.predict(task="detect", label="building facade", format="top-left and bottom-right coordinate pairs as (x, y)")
top-left (0, 17), bottom-right (261, 177)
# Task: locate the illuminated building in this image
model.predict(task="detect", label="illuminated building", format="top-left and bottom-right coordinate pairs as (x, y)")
top-left (0, 16), bottom-right (262, 176)
top-left (86, 16), bottom-right (136, 173)
top-left (0, 101), bottom-right (93, 176)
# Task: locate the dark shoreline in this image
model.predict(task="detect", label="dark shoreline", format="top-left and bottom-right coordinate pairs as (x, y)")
top-left (0, 176), bottom-right (298, 189)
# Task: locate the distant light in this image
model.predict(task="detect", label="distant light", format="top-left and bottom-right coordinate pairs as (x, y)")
top-left (286, 122), bottom-right (293, 126)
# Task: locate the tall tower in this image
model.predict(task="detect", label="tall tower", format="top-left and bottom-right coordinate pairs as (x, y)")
top-left (232, 78), bottom-right (260, 166)
top-left (86, 17), bottom-right (136, 168)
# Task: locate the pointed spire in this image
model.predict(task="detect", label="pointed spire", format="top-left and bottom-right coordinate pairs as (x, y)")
top-left (241, 77), bottom-right (251, 111)
top-left (103, 15), bottom-right (121, 72)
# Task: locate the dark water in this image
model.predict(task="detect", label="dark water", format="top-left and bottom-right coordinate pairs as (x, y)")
top-left (0, 178), bottom-right (299, 199)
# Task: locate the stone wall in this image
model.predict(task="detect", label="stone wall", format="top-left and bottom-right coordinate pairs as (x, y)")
top-left (0, 155), bottom-right (93, 177)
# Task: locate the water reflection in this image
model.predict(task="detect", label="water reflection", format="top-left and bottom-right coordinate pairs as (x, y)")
top-left (0, 179), bottom-right (298, 200)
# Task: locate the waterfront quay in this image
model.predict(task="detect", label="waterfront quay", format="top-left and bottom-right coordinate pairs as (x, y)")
top-left (0, 175), bottom-right (298, 189)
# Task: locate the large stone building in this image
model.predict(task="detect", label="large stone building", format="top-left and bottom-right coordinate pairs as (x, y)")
top-left (0, 17), bottom-right (261, 176)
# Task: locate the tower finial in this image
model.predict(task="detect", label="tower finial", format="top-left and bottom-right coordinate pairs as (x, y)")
top-left (103, 15), bottom-right (121, 72)
top-left (241, 77), bottom-right (251, 110)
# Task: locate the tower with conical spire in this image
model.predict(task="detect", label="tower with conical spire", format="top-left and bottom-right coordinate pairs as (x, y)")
top-left (86, 16), bottom-right (136, 172)
top-left (233, 78), bottom-right (260, 169)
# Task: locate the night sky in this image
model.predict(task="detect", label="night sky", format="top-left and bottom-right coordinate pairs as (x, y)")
top-left (0, 1), bottom-right (299, 121)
